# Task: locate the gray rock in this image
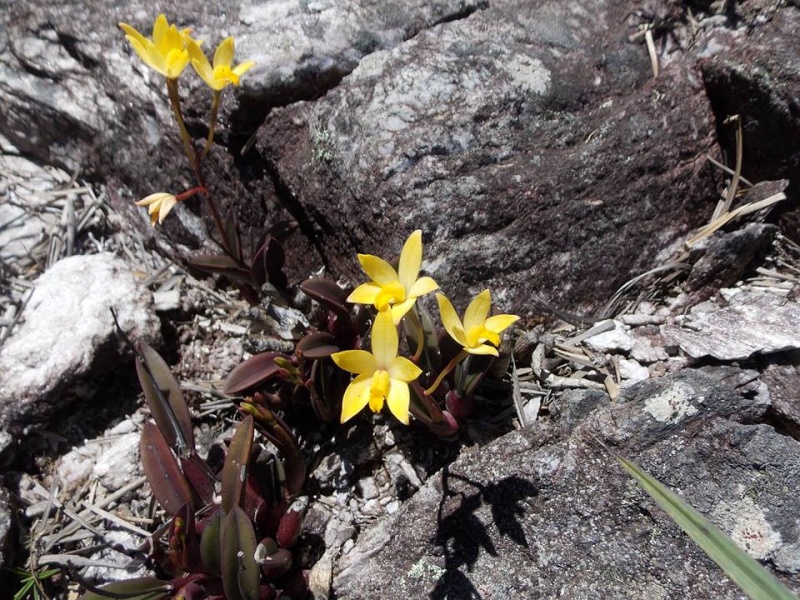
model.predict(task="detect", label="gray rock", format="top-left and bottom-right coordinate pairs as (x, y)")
top-left (684, 221), bottom-right (779, 305)
top-left (0, 481), bottom-right (12, 581)
top-left (259, 0), bottom-right (721, 313)
top-left (0, 253), bottom-right (160, 453)
top-left (334, 370), bottom-right (800, 598)
top-left (760, 364), bottom-right (800, 439)
top-left (663, 291), bottom-right (800, 361)
top-left (0, 0), bottom-right (491, 278)
top-left (700, 7), bottom-right (800, 236)
top-left (551, 388), bottom-right (610, 434)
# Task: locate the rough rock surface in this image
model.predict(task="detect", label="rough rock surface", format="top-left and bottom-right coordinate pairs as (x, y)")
top-left (0, 253), bottom-right (159, 453)
top-left (334, 370), bottom-right (800, 598)
top-left (260, 0), bottom-right (721, 312)
top-left (663, 290), bottom-right (800, 361)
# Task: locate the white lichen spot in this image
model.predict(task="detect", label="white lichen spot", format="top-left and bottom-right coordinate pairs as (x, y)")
top-left (643, 382), bottom-right (698, 424)
top-left (407, 557), bottom-right (446, 582)
top-left (502, 55), bottom-right (550, 95)
top-left (711, 497), bottom-right (782, 560)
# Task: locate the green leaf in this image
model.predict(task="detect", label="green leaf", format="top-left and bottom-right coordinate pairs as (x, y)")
top-left (77, 577), bottom-right (171, 600)
top-left (222, 416), bottom-right (254, 513)
top-left (135, 342), bottom-right (194, 454)
top-left (617, 456), bottom-right (797, 600)
top-left (200, 509), bottom-right (223, 577)
top-left (221, 506), bottom-right (261, 600)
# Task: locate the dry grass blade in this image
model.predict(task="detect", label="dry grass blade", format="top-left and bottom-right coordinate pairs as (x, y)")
top-left (645, 27), bottom-right (659, 78)
top-left (711, 114), bottom-right (743, 222)
top-left (687, 192), bottom-right (786, 247)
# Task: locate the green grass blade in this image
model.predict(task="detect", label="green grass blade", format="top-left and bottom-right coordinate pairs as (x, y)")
top-left (618, 456), bottom-right (797, 600)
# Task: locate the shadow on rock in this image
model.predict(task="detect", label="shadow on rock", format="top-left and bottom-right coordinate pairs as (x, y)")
top-left (432, 470), bottom-right (538, 599)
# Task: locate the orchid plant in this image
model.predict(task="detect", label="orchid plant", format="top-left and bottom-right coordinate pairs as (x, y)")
top-left (119, 14), bottom-right (280, 305)
top-left (225, 229), bottom-right (519, 434)
top-left (70, 12), bottom-right (518, 600)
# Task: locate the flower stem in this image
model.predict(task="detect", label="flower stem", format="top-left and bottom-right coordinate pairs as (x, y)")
top-left (166, 78), bottom-right (197, 169)
top-left (166, 78), bottom-right (230, 256)
top-left (201, 90), bottom-right (222, 159)
top-left (424, 350), bottom-right (468, 396)
top-left (411, 381), bottom-right (445, 422)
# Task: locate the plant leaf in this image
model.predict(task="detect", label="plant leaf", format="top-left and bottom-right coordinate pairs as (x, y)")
top-left (200, 509), bottom-right (223, 577)
top-left (223, 208), bottom-right (243, 263)
top-left (250, 235), bottom-right (287, 290)
top-left (180, 453), bottom-right (217, 506)
top-left (189, 254), bottom-right (251, 283)
top-left (135, 342), bottom-right (194, 454)
top-left (617, 456), bottom-right (796, 600)
top-left (221, 506), bottom-right (261, 600)
top-left (296, 331), bottom-right (338, 360)
top-left (140, 422), bottom-right (194, 515)
top-left (222, 416), bottom-right (254, 513)
top-left (300, 278), bottom-right (349, 315)
top-left (223, 351), bottom-right (287, 395)
top-left (78, 577), bottom-right (171, 600)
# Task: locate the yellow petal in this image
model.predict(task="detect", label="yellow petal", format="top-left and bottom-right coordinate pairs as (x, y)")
top-left (232, 60), bottom-right (256, 78)
top-left (347, 282), bottom-right (381, 305)
top-left (397, 230), bottom-right (422, 290)
top-left (152, 14), bottom-right (168, 43)
top-left (186, 36), bottom-right (212, 79)
top-left (374, 281), bottom-right (405, 311)
top-left (340, 374), bottom-right (372, 423)
top-left (118, 22), bottom-right (149, 49)
top-left (390, 298), bottom-right (416, 324)
top-left (331, 350), bottom-right (377, 375)
top-left (385, 380), bottom-right (410, 425)
top-left (371, 309), bottom-right (398, 367)
top-left (358, 254), bottom-right (398, 285)
top-left (464, 290), bottom-right (491, 332)
top-left (157, 195), bottom-right (178, 224)
top-left (213, 37), bottom-right (235, 69)
top-left (436, 293), bottom-right (467, 347)
top-left (388, 356), bottom-right (422, 383)
top-left (465, 344), bottom-right (499, 356)
top-left (485, 314), bottom-right (519, 334)
top-left (408, 276), bottom-right (438, 299)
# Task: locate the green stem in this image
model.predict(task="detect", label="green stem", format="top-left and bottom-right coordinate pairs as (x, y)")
top-left (424, 349), bottom-right (468, 396)
top-left (166, 78), bottom-right (197, 169)
top-left (202, 90), bottom-right (222, 159)
top-left (166, 78), bottom-right (230, 256)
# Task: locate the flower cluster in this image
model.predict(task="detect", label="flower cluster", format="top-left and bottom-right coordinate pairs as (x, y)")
top-left (118, 14), bottom-right (255, 225)
top-left (332, 230), bottom-right (519, 426)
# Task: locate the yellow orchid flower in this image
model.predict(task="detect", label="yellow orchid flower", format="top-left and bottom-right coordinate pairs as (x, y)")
top-left (347, 230), bottom-right (439, 324)
top-left (119, 14), bottom-right (195, 80)
top-left (331, 310), bottom-right (422, 425)
top-left (187, 36), bottom-right (255, 90)
top-left (135, 192), bottom-right (178, 226)
top-left (436, 290), bottom-right (519, 356)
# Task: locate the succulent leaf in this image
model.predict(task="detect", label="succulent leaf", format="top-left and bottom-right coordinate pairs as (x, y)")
top-left (140, 422), bottom-right (194, 515)
top-left (136, 342), bottom-right (194, 454)
top-left (222, 416), bottom-right (254, 513)
top-left (221, 506), bottom-right (260, 600)
top-left (77, 577), bottom-right (171, 600)
top-left (223, 352), bottom-right (288, 395)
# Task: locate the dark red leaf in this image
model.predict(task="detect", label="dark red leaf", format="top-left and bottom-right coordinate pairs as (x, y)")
top-left (136, 343), bottom-right (194, 454)
top-left (223, 352), bottom-right (287, 395)
top-left (140, 422), bottom-right (194, 516)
